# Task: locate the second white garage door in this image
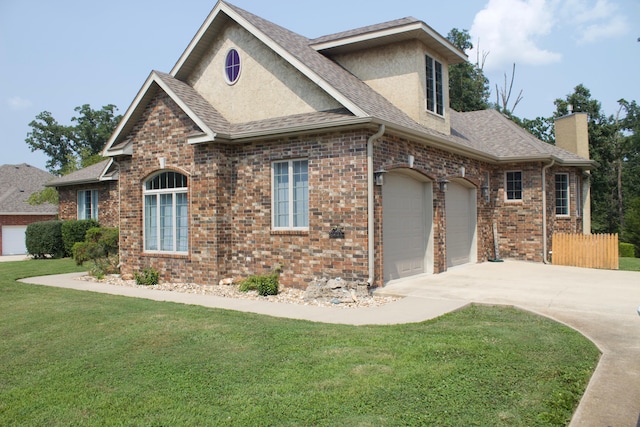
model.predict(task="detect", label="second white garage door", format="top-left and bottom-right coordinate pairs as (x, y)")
top-left (382, 171), bottom-right (433, 282)
top-left (445, 181), bottom-right (477, 268)
top-left (2, 225), bottom-right (28, 255)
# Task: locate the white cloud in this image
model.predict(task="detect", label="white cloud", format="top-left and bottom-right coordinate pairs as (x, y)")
top-left (557, 0), bottom-right (629, 44)
top-left (468, 0), bottom-right (629, 70)
top-left (7, 96), bottom-right (32, 111)
top-left (469, 0), bottom-right (562, 71)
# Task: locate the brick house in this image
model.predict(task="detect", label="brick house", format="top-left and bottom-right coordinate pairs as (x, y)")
top-left (46, 159), bottom-right (119, 228)
top-left (97, 1), bottom-right (593, 288)
top-left (0, 164), bottom-right (57, 255)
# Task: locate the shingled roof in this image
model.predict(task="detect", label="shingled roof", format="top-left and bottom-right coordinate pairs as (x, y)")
top-left (46, 159), bottom-right (113, 187)
top-left (102, 1), bottom-right (592, 168)
top-left (0, 164), bottom-right (57, 215)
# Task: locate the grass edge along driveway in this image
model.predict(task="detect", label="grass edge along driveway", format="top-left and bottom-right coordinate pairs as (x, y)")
top-left (0, 259), bottom-right (599, 426)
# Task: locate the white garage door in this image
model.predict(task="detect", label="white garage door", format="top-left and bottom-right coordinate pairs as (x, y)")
top-left (2, 226), bottom-right (28, 255)
top-left (445, 181), bottom-right (477, 268)
top-left (382, 172), bottom-right (433, 282)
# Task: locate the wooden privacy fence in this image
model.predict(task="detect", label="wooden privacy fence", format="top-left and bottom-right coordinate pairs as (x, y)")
top-left (552, 233), bottom-right (618, 270)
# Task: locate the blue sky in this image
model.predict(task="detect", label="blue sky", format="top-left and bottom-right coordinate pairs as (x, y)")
top-left (1, 0), bottom-right (638, 172)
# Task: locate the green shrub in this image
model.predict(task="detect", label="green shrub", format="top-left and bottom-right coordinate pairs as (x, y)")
top-left (25, 220), bottom-right (65, 259)
top-left (619, 242), bottom-right (635, 258)
top-left (61, 219), bottom-right (100, 257)
top-left (134, 267), bottom-right (160, 286)
top-left (239, 273), bottom-right (279, 296)
top-left (257, 274), bottom-right (279, 296)
top-left (71, 227), bottom-right (119, 273)
top-left (85, 227), bottom-right (118, 256)
top-left (72, 241), bottom-right (104, 266)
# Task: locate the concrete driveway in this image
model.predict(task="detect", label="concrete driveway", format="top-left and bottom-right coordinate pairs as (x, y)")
top-left (376, 260), bottom-right (640, 427)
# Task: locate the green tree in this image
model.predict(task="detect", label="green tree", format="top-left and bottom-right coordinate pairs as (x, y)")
top-left (26, 104), bottom-right (120, 175)
top-left (447, 29), bottom-right (490, 112)
top-left (512, 115), bottom-right (556, 144)
top-left (27, 187), bottom-right (59, 206)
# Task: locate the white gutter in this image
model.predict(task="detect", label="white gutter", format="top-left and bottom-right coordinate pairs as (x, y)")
top-left (542, 159), bottom-right (555, 264)
top-left (367, 124), bottom-right (385, 285)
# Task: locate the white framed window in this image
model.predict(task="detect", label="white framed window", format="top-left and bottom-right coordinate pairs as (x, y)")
top-left (555, 173), bottom-right (569, 216)
top-left (426, 54), bottom-right (444, 115)
top-left (224, 48), bottom-right (241, 85)
top-left (143, 171), bottom-right (188, 253)
top-left (78, 189), bottom-right (98, 220)
top-left (505, 171), bottom-right (523, 201)
top-left (272, 159), bottom-right (308, 230)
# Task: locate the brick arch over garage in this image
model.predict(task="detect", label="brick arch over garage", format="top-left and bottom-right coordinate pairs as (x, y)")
top-left (381, 168), bottom-right (434, 282)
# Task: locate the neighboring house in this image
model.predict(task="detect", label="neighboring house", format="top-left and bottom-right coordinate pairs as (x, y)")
top-left (0, 163), bottom-right (57, 255)
top-left (93, 1), bottom-right (593, 287)
top-left (46, 159), bottom-right (119, 228)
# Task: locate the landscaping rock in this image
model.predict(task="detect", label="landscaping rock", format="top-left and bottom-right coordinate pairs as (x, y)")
top-left (304, 277), bottom-right (371, 304)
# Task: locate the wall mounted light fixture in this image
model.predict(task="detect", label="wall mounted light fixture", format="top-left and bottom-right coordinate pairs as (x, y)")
top-left (438, 178), bottom-right (449, 192)
top-left (374, 169), bottom-right (387, 186)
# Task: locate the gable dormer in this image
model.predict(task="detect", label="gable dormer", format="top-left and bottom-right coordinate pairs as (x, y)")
top-left (311, 18), bottom-right (466, 135)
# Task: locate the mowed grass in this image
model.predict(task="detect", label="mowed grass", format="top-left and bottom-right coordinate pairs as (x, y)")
top-left (0, 259), bottom-right (599, 426)
top-left (619, 257), bottom-right (640, 272)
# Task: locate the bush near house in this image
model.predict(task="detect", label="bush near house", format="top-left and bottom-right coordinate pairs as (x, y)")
top-left (61, 219), bottom-right (100, 256)
top-left (619, 242), bottom-right (636, 258)
top-left (72, 227), bottom-right (119, 279)
top-left (238, 273), bottom-right (279, 296)
top-left (25, 220), bottom-right (65, 259)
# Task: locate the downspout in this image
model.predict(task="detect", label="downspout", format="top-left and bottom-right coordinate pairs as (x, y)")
top-left (542, 159), bottom-right (555, 264)
top-left (367, 124), bottom-right (385, 285)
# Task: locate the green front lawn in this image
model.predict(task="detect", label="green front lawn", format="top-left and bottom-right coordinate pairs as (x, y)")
top-left (0, 259), bottom-right (599, 426)
top-left (619, 257), bottom-right (640, 272)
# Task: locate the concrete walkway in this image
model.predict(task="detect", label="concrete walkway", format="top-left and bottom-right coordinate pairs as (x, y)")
top-left (20, 260), bottom-right (640, 427)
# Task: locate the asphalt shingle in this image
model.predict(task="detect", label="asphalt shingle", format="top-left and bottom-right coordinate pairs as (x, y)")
top-left (0, 164), bottom-right (57, 214)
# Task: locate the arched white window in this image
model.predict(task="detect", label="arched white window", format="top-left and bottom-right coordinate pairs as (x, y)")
top-left (143, 171), bottom-right (188, 253)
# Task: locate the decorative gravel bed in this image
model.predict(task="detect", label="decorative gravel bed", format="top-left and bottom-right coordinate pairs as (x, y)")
top-left (77, 274), bottom-right (399, 308)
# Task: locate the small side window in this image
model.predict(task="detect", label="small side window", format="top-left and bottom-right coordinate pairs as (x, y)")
top-left (224, 48), bottom-right (241, 85)
top-left (505, 171), bottom-right (522, 201)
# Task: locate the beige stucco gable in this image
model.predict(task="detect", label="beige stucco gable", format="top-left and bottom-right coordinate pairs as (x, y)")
top-left (330, 40), bottom-right (451, 135)
top-left (185, 22), bottom-right (342, 124)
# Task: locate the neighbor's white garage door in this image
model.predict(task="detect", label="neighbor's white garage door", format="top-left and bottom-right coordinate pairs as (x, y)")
top-left (2, 225), bottom-right (28, 255)
top-left (382, 172), bottom-right (433, 282)
top-left (445, 182), bottom-right (477, 268)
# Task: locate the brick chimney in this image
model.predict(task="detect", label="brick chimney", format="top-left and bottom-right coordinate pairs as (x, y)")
top-left (555, 112), bottom-right (591, 234)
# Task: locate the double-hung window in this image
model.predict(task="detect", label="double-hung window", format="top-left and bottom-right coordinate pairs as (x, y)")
top-left (426, 54), bottom-right (444, 116)
top-left (272, 159), bottom-right (308, 230)
top-left (78, 190), bottom-right (98, 220)
top-left (144, 171), bottom-right (188, 253)
top-left (555, 174), bottom-right (569, 216)
top-left (505, 171), bottom-right (523, 201)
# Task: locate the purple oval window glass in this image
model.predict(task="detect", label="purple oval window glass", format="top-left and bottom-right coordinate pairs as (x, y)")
top-left (225, 49), bottom-right (241, 84)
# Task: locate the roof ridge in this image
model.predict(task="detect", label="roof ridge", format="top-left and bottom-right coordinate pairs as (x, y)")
top-left (309, 17), bottom-right (421, 44)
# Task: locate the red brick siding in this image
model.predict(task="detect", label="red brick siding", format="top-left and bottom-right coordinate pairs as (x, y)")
top-left (115, 91), bottom-right (584, 288)
top-left (57, 181), bottom-right (119, 228)
top-left (0, 214), bottom-right (57, 255)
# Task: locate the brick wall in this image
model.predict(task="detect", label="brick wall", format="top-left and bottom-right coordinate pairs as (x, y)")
top-left (57, 181), bottom-right (119, 228)
top-left (0, 214), bottom-right (57, 255)
top-left (115, 91), bottom-right (584, 288)
top-left (116, 91), bottom-right (372, 287)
